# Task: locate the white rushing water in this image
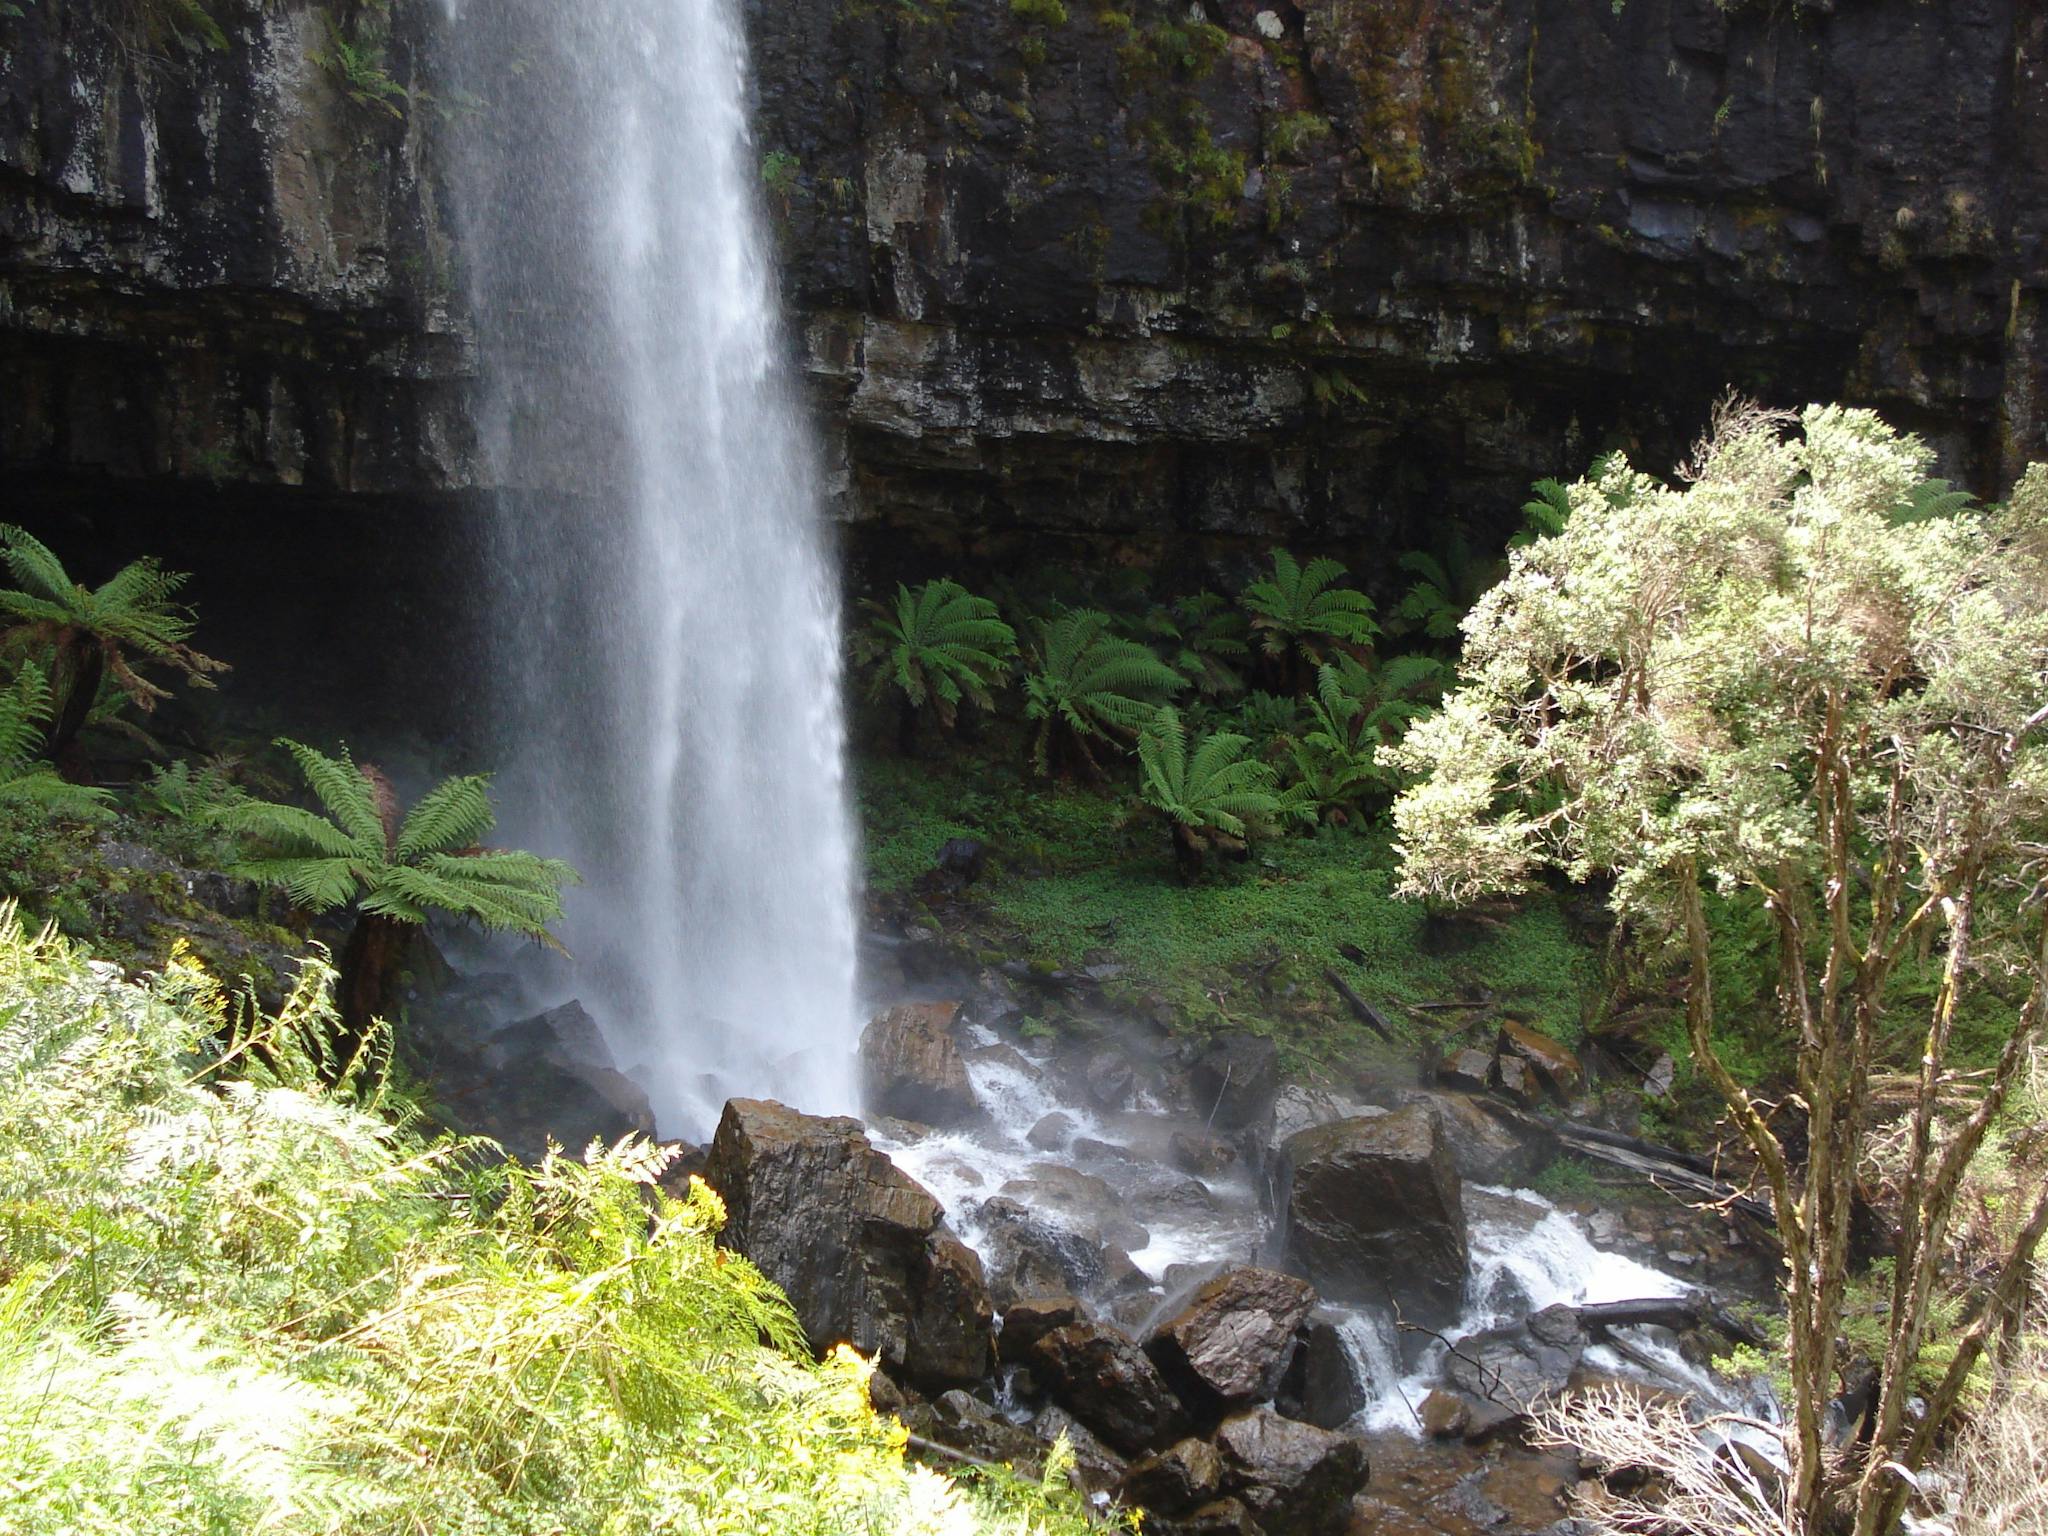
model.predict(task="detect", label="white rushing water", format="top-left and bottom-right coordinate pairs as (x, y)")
top-left (443, 0), bottom-right (859, 1137)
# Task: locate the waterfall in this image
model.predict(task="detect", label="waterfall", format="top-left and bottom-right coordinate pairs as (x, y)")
top-left (441, 0), bottom-right (859, 1138)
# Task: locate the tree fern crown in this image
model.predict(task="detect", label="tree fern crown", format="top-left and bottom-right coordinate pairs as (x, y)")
top-left (224, 740), bottom-right (578, 939)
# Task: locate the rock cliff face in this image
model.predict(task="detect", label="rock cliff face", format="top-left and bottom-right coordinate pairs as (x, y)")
top-left (2, 0), bottom-right (2043, 563)
top-left (0, 0), bottom-right (465, 503)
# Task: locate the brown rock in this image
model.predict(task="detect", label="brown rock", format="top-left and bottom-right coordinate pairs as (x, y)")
top-left (1213, 1406), bottom-right (1371, 1535)
top-left (998, 1294), bottom-right (1086, 1363)
top-left (1120, 1436), bottom-right (1225, 1517)
top-left (1437, 1046), bottom-right (1495, 1094)
top-left (861, 1001), bottom-right (979, 1125)
top-left (1278, 1103), bottom-right (1469, 1329)
top-left (1171, 1129), bottom-right (1239, 1176)
top-left (704, 1098), bottom-right (993, 1390)
top-left (1147, 1266), bottom-right (1318, 1413)
top-left (1497, 1020), bottom-right (1585, 1100)
top-left (1026, 1318), bottom-right (1192, 1456)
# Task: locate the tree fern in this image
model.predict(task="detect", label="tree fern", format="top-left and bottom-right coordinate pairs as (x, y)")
top-left (1278, 655), bottom-right (1450, 824)
top-left (1238, 549), bottom-right (1377, 684)
top-left (1022, 609), bottom-right (1184, 777)
top-left (1133, 590), bottom-right (1250, 696)
top-left (0, 525), bottom-right (225, 762)
top-left (222, 740), bottom-right (578, 1038)
top-left (856, 579), bottom-right (1017, 751)
top-left (1136, 705), bottom-right (1284, 877)
top-left (0, 663), bottom-right (111, 818)
top-left (1888, 476), bottom-right (1979, 525)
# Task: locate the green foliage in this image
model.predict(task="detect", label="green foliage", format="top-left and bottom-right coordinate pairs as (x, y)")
top-left (0, 663), bottom-right (110, 819)
top-left (1387, 550), bottom-right (1465, 641)
top-left (0, 525), bottom-right (226, 759)
top-left (1009, 0), bottom-right (1067, 22)
top-left (1125, 589), bottom-right (1250, 697)
top-left (1514, 476), bottom-right (1574, 545)
top-left (761, 149), bottom-right (802, 202)
top-left (1278, 655), bottom-right (1444, 825)
top-left (1267, 111), bottom-right (1333, 159)
top-left (0, 915), bottom-right (1114, 1535)
top-left (224, 740), bottom-right (576, 936)
top-left (856, 579), bottom-right (1018, 736)
top-left (1238, 548), bottom-right (1378, 670)
top-left (1136, 705), bottom-right (1285, 875)
top-left (1887, 475), bottom-right (1978, 526)
top-left (1022, 609), bottom-right (1184, 776)
top-left (313, 16), bottom-right (406, 117)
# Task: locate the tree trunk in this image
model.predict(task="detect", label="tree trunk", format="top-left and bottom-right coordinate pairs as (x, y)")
top-left (896, 695), bottom-right (921, 756)
top-left (43, 635), bottom-right (103, 764)
top-left (336, 913), bottom-right (412, 1063)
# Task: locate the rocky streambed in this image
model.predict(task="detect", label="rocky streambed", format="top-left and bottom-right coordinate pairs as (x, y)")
top-left (405, 928), bottom-right (1779, 1536)
top-left (675, 969), bottom-right (1779, 1536)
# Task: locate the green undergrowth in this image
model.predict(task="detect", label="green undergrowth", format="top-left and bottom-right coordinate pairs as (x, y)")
top-left (0, 909), bottom-right (1116, 1536)
top-left (856, 751), bottom-right (1595, 1067)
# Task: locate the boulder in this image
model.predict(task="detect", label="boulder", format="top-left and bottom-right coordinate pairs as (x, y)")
top-left (1442, 1303), bottom-right (1587, 1413)
top-left (1497, 1021), bottom-right (1585, 1100)
top-left (1026, 1318), bottom-right (1192, 1456)
top-left (477, 1000), bottom-right (656, 1163)
top-left (997, 1294), bottom-right (1087, 1363)
top-left (1029, 1403), bottom-right (1130, 1492)
top-left (974, 1195), bottom-right (1143, 1303)
top-left (1436, 1046), bottom-right (1495, 1095)
top-left (1082, 1045), bottom-right (1137, 1110)
top-left (860, 1001), bottom-right (979, 1126)
top-left (935, 837), bottom-right (988, 882)
top-left (1425, 1091), bottom-right (1545, 1185)
top-left (912, 1388), bottom-right (1047, 1469)
top-left (1278, 1103), bottom-right (1469, 1329)
top-left (1494, 1053), bottom-right (1534, 1103)
top-left (1146, 1267), bottom-right (1317, 1414)
top-left (1212, 1406), bottom-right (1370, 1536)
top-left (704, 1098), bottom-right (993, 1390)
top-left (1171, 1129), bottom-right (1238, 1176)
top-left (998, 1163), bottom-right (1150, 1252)
top-left (1191, 1033), bottom-right (1281, 1131)
top-left (1120, 1436), bottom-right (1225, 1518)
top-left (1276, 1308), bottom-right (1370, 1430)
top-left (1027, 1111), bottom-right (1076, 1151)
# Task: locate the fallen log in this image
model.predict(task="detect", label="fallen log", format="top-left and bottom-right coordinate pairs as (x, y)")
top-left (1574, 1298), bottom-right (1769, 1349)
top-left (1325, 969), bottom-right (1397, 1043)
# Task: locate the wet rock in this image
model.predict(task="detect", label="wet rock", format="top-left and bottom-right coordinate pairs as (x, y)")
top-left (1418, 1389), bottom-right (1470, 1439)
top-left (998, 1294), bottom-right (1087, 1363)
top-left (1171, 1130), bottom-right (1239, 1176)
top-left (966, 1041), bottom-right (1043, 1082)
top-left (999, 1163), bottom-right (1150, 1253)
top-left (1082, 1046), bottom-right (1137, 1111)
top-left (1263, 1085), bottom-right (1383, 1164)
top-left (1146, 1267), bottom-right (1317, 1414)
top-left (1073, 1135), bottom-right (1135, 1164)
top-left (1437, 1047), bottom-right (1496, 1095)
top-left (1644, 1052), bottom-right (1677, 1099)
top-left (1027, 1111), bottom-right (1076, 1151)
top-left (919, 1388), bottom-right (1047, 1468)
top-left (1137, 1176), bottom-right (1227, 1225)
top-left (1191, 1033), bottom-right (1281, 1131)
top-left (1493, 1054), bottom-right (1534, 1103)
top-left (1213, 1406), bottom-right (1371, 1535)
top-left (1120, 1436), bottom-right (1225, 1518)
top-left (1026, 1318), bottom-right (1192, 1457)
top-left (1030, 1403), bottom-right (1130, 1492)
top-left (1278, 1103), bottom-right (1468, 1330)
top-left (1168, 1498), bottom-right (1263, 1535)
top-left (860, 1001), bottom-right (979, 1126)
top-left (1426, 1092), bottom-right (1546, 1185)
top-left (975, 1195), bottom-right (1139, 1304)
top-left (1442, 1304), bottom-right (1588, 1414)
top-left (476, 1001), bottom-right (656, 1163)
top-left (705, 1098), bottom-right (993, 1390)
top-left (1277, 1308), bottom-right (1370, 1430)
top-left (1497, 1021), bottom-right (1585, 1100)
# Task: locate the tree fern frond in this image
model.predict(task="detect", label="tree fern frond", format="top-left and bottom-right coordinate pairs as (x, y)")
top-left (0, 525), bottom-right (77, 605)
top-left (276, 740), bottom-right (388, 851)
top-left (395, 774), bottom-right (497, 859)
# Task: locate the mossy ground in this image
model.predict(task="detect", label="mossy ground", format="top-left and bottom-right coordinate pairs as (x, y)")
top-left (855, 741), bottom-right (1597, 1075)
